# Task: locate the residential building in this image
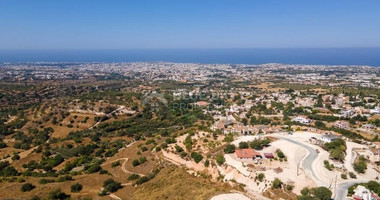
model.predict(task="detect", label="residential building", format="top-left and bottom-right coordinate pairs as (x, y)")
top-left (334, 121), bottom-right (350, 130)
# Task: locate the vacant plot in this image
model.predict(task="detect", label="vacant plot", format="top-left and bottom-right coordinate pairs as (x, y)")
top-left (132, 166), bottom-right (236, 200)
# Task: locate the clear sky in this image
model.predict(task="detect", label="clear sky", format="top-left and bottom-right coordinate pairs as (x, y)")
top-left (0, 0), bottom-right (379, 49)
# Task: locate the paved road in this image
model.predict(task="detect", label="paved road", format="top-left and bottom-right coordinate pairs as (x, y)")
top-left (276, 136), bottom-right (327, 186)
top-left (276, 135), bottom-right (371, 200)
top-left (335, 180), bottom-right (372, 200)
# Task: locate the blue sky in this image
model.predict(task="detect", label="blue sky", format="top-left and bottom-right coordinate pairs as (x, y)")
top-left (0, 0), bottom-right (379, 49)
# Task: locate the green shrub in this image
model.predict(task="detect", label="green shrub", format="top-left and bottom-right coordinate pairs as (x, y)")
top-left (135, 176), bottom-right (149, 185)
top-left (48, 189), bottom-right (70, 200)
top-left (57, 175), bottom-right (73, 182)
top-left (39, 178), bottom-right (55, 184)
top-left (256, 173), bottom-right (265, 182)
top-left (216, 155), bottom-right (225, 165)
top-left (132, 159), bottom-right (140, 167)
top-left (286, 185), bottom-right (294, 191)
top-left (21, 183), bottom-right (35, 192)
top-left (111, 161), bottom-right (121, 168)
top-left (70, 183), bottom-right (83, 193)
top-left (354, 156), bottom-right (367, 174)
top-left (191, 152), bottom-right (203, 163)
top-left (175, 145), bottom-right (184, 153)
top-left (204, 159), bottom-right (210, 167)
top-left (139, 157), bottom-right (147, 164)
top-left (180, 152), bottom-right (188, 158)
top-left (341, 173), bottom-right (347, 179)
top-left (224, 144), bottom-right (236, 153)
top-left (103, 178), bottom-right (122, 193)
top-left (349, 172), bottom-right (357, 179)
top-left (276, 150), bottom-right (285, 159)
top-left (272, 178), bottom-right (282, 189)
top-left (127, 174), bottom-right (140, 181)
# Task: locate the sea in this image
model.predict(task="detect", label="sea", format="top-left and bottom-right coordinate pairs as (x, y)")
top-left (0, 48), bottom-right (380, 66)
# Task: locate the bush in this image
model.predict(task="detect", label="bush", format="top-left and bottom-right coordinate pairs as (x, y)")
top-left (354, 156), bottom-right (367, 174)
top-left (180, 152), bottom-right (187, 158)
top-left (191, 152), bottom-right (203, 163)
top-left (324, 160), bottom-right (333, 171)
top-left (175, 145), bottom-right (184, 153)
top-left (238, 142), bottom-right (249, 149)
top-left (21, 183), bottom-right (35, 192)
top-left (111, 161), bottom-right (121, 168)
top-left (298, 186), bottom-right (332, 200)
top-left (256, 173), bottom-right (265, 182)
top-left (132, 159), bottom-right (140, 167)
top-left (250, 139), bottom-right (270, 150)
top-left (224, 144), bottom-right (236, 154)
top-left (86, 164), bottom-right (101, 173)
top-left (0, 161), bottom-right (19, 176)
top-left (127, 174), bottom-right (140, 181)
top-left (286, 184), bottom-right (294, 191)
top-left (139, 157), bottom-right (147, 164)
top-left (313, 186), bottom-right (332, 200)
top-left (349, 172), bottom-right (357, 179)
top-left (12, 154), bottom-right (20, 161)
top-left (48, 189), bottom-right (70, 200)
top-left (277, 150), bottom-right (285, 159)
top-left (71, 183), bottom-right (83, 193)
top-left (135, 176), bottom-right (150, 185)
top-left (341, 173), bottom-right (347, 179)
top-left (57, 175), bottom-right (73, 182)
top-left (103, 178), bottom-right (122, 193)
top-left (0, 141), bottom-right (7, 148)
top-left (39, 178), bottom-right (55, 184)
top-left (216, 155), bottom-right (225, 165)
top-left (204, 159), bottom-right (210, 167)
top-left (301, 187), bottom-right (310, 196)
top-left (272, 178), bottom-right (282, 189)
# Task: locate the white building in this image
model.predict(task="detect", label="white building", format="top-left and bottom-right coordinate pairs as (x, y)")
top-left (291, 115), bottom-right (311, 124)
top-left (321, 134), bottom-right (340, 143)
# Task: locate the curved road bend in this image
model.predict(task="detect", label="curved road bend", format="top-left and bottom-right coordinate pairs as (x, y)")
top-left (275, 136), bottom-right (373, 200)
top-left (275, 136), bottom-right (328, 187)
top-left (335, 180), bottom-right (369, 200)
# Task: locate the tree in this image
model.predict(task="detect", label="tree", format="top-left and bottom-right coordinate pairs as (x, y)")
top-left (312, 187), bottom-right (332, 200)
top-left (315, 121), bottom-right (326, 129)
top-left (216, 155), bottom-right (225, 165)
top-left (21, 183), bottom-right (35, 192)
top-left (175, 145), bottom-right (184, 153)
top-left (204, 159), bottom-right (210, 167)
top-left (191, 152), bottom-right (203, 163)
top-left (103, 178), bottom-right (122, 193)
top-left (277, 150), bottom-right (285, 158)
top-left (354, 156), bottom-right (367, 173)
top-left (250, 139), bottom-right (270, 150)
top-left (256, 173), bottom-right (265, 182)
top-left (70, 183), bottom-right (83, 193)
top-left (48, 189), bottom-right (70, 200)
top-left (301, 187), bottom-right (310, 196)
top-left (127, 174), bottom-right (140, 181)
top-left (224, 144), bottom-right (236, 153)
top-left (12, 154), bottom-right (20, 161)
top-left (132, 159), bottom-right (140, 167)
top-left (239, 142), bottom-right (249, 149)
top-left (272, 178), bottom-right (282, 189)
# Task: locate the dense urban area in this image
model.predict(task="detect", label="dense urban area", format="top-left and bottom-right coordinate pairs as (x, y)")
top-left (1, 62), bottom-right (380, 200)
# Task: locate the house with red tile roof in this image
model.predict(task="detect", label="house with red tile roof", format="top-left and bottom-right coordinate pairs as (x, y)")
top-left (235, 149), bottom-right (260, 159)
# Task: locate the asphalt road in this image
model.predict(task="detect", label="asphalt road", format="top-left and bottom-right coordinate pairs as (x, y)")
top-left (276, 136), bottom-right (325, 186)
top-left (276, 135), bottom-right (369, 200)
